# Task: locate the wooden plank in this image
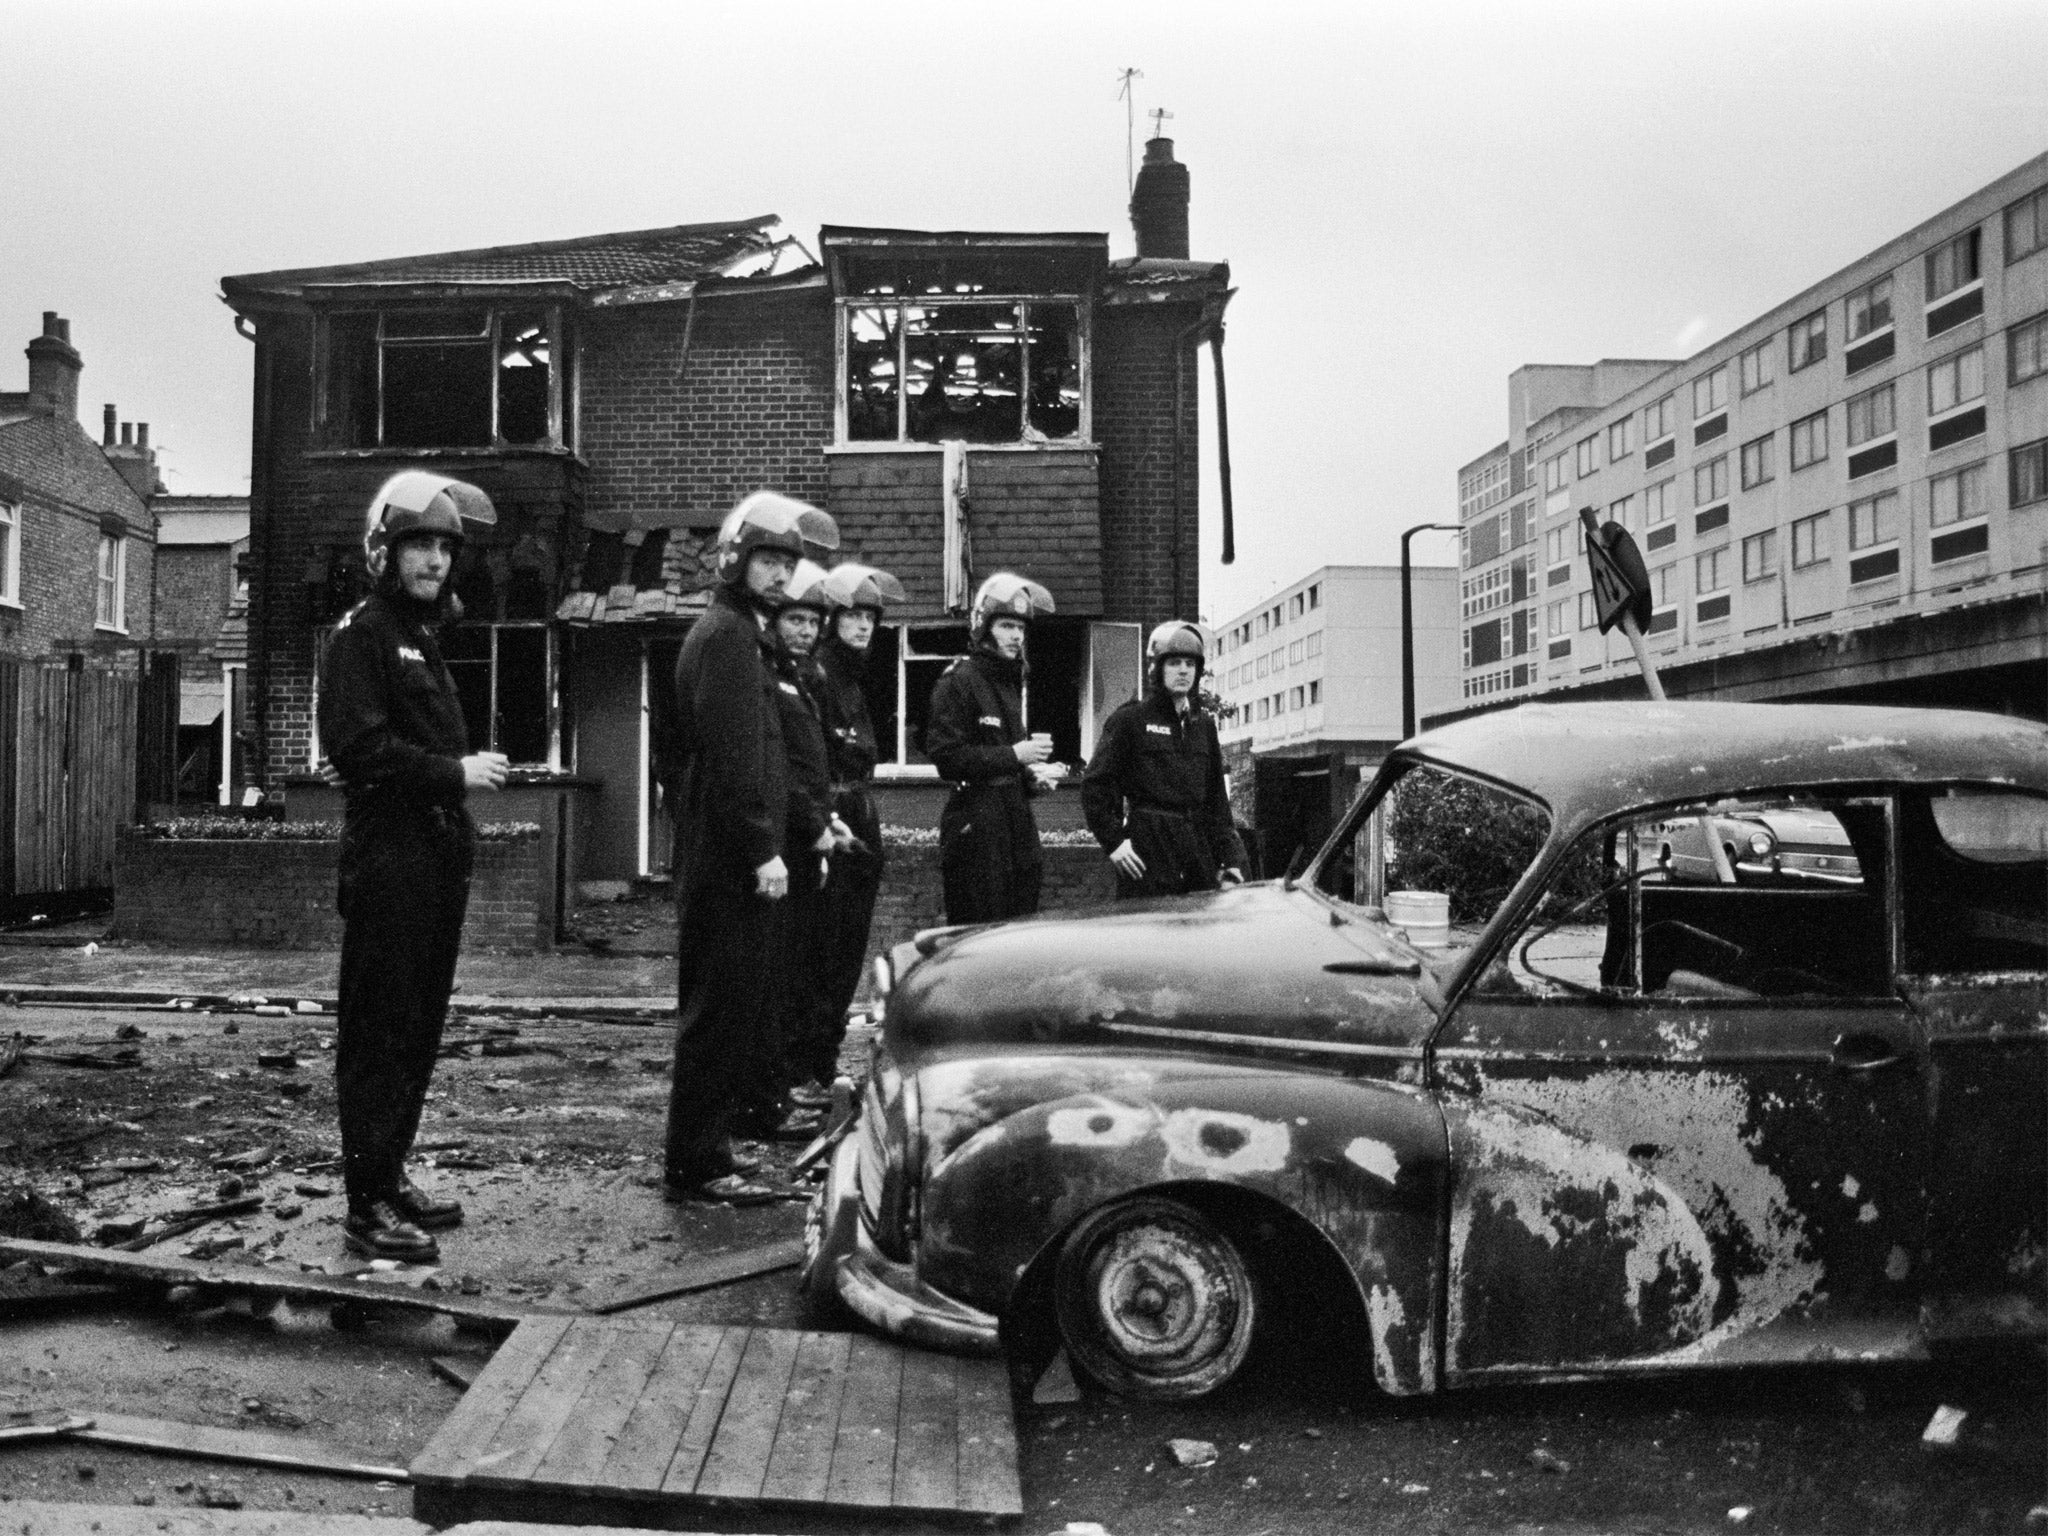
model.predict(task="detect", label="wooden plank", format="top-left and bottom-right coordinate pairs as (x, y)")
top-left (689, 1328), bottom-right (800, 1502)
top-left (825, 1333), bottom-right (902, 1508)
top-left (528, 1318), bottom-right (674, 1488)
top-left (584, 1236), bottom-right (806, 1315)
top-left (0, 1237), bottom-right (548, 1333)
top-left (658, 1325), bottom-right (750, 1494)
top-left (69, 1411), bottom-right (407, 1482)
top-left (955, 1356), bottom-right (1024, 1516)
top-left (465, 1316), bottom-right (617, 1487)
top-left (891, 1347), bottom-right (959, 1510)
top-left (604, 1324), bottom-right (732, 1494)
top-left (757, 1330), bottom-right (852, 1506)
top-left (0, 1415), bottom-right (92, 1444)
top-left (410, 1314), bottom-right (572, 1483)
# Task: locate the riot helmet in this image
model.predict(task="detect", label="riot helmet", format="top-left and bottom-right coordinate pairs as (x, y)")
top-left (715, 491), bottom-right (839, 588)
top-left (969, 572), bottom-right (1055, 640)
top-left (820, 561), bottom-right (907, 615)
top-left (362, 471), bottom-right (496, 577)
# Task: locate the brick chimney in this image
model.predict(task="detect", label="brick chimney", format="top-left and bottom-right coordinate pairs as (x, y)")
top-left (102, 404), bottom-right (162, 500)
top-left (1129, 136), bottom-right (1191, 260)
top-left (26, 312), bottom-right (81, 421)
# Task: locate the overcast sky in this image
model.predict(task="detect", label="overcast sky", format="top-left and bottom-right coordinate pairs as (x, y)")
top-left (6, 0), bottom-right (2046, 622)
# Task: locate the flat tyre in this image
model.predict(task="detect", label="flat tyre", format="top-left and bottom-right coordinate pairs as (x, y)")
top-left (1052, 1196), bottom-right (1255, 1401)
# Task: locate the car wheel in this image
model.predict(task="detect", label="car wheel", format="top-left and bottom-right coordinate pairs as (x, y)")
top-left (1052, 1196), bottom-right (1256, 1401)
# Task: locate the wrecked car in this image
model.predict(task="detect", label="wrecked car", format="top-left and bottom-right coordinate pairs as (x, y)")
top-left (803, 702), bottom-right (2047, 1400)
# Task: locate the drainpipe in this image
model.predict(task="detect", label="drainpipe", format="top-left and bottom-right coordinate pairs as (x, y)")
top-left (1170, 290), bottom-right (1235, 616)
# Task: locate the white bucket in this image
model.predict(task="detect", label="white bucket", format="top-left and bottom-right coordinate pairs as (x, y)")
top-left (1384, 889), bottom-right (1451, 948)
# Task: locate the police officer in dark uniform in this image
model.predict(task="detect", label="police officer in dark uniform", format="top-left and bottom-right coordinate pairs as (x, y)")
top-left (926, 573), bottom-right (1058, 925)
top-left (665, 491), bottom-right (837, 1205)
top-left (319, 472), bottom-right (506, 1262)
top-left (1082, 620), bottom-right (1247, 899)
top-left (793, 560), bottom-right (905, 1098)
top-left (740, 558), bottom-right (844, 1142)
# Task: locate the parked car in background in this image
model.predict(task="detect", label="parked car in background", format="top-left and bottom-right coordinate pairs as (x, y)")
top-left (804, 703), bottom-right (2048, 1401)
top-left (1651, 803), bottom-right (1862, 886)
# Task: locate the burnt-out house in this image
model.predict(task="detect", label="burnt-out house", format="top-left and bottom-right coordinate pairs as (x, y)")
top-left (220, 137), bottom-right (1233, 897)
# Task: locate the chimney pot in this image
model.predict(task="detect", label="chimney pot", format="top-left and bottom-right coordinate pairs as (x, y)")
top-left (120, 422), bottom-right (132, 447)
top-left (25, 314), bottom-right (83, 422)
top-left (103, 404), bottom-right (117, 446)
top-left (137, 423), bottom-right (149, 450)
top-left (1129, 136), bottom-right (1191, 261)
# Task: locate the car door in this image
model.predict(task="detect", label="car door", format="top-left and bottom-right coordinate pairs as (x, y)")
top-left (1894, 785), bottom-right (2048, 1341)
top-left (1431, 793), bottom-right (1931, 1385)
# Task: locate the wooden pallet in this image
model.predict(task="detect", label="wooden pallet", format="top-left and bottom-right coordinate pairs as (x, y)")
top-left (410, 1316), bottom-right (1021, 1529)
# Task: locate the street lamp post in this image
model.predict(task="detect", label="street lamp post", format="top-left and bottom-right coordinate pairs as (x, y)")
top-left (1400, 521), bottom-right (1460, 740)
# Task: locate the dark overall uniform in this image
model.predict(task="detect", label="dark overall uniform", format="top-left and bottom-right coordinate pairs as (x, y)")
top-left (927, 645), bottom-right (1042, 924)
top-left (747, 650), bottom-right (833, 1131)
top-left (318, 590), bottom-right (475, 1217)
top-left (806, 634), bottom-right (884, 1083)
top-left (665, 584), bottom-right (787, 1185)
top-left (1081, 687), bottom-right (1246, 899)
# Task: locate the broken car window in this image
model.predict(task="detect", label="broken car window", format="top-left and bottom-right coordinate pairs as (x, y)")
top-left (1901, 787), bottom-right (2048, 973)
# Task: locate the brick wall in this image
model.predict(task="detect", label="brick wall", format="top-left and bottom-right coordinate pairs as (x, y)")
top-left (155, 546), bottom-right (233, 650)
top-left (1092, 305), bottom-right (1202, 625)
top-left (111, 828), bottom-right (548, 951)
top-left (580, 290), bottom-right (835, 529)
top-left (859, 841), bottom-right (1116, 1000)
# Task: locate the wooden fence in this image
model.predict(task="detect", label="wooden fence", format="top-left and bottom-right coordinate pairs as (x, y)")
top-left (0, 661), bottom-right (138, 899)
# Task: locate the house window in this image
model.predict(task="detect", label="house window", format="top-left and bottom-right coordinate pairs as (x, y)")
top-left (1576, 435), bottom-right (1599, 477)
top-left (1848, 276), bottom-right (1893, 341)
top-left (1288, 639), bottom-right (1303, 664)
top-left (1692, 366), bottom-right (1727, 419)
top-left (1305, 630), bottom-right (1321, 657)
top-left (1544, 525), bottom-right (1569, 564)
top-left (2008, 185), bottom-right (2048, 264)
top-left (1543, 453), bottom-right (1570, 494)
top-left (441, 624), bottom-right (552, 765)
top-left (1925, 227), bottom-right (1982, 302)
top-left (1792, 510), bottom-right (1830, 568)
top-left (1929, 462), bottom-right (1986, 528)
top-left (1647, 563), bottom-right (1678, 634)
top-left (1928, 345), bottom-right (1986, 416)
top-left (1788, 309), bottom-right (1827, 372)
top-left (1789, 410), bottom-right (1829, 470)
top-left (1547, 598), bottom-right (1570, 637)
top-left (0, 502), bottom-right (17, 607)
top-left (1643, 393), bottom-right (1675, 442)
top-left (1739, 432), bottom-right (1775, 490)
top-left (2011, 312), bottom-right (2048, 386)
top-left (1742, 529), bottom-right (1778, 582)
top-left (844, 296), bottom-right (1083, 444)
top-left (1848, 490), bottom-right (1899, 551)
top-left (1739, 338), bottom-right (1774, 395)
top-left (1694, 455), bottom-right (1728, 506)
top-left (321, 307), bottom-right (561, 449)
top-left (2010, 438), bottom-right (2048, 508)
top-left (1306, 583), bottom-right (1320, 610)
top-left (95, 534), bottom-right (126, 631)
top-left (1607, 493), bottom-right (1634, 528)
top-left (1643, 478), bottom-right (1676, 525)
top-left (1696, 546), bottom-right (1729, 593)
top-left (1290, 593), bottom-right (1304, 619)
top-left (1577, 591), bottom-right (1599, 630)
top-left (1308, 679), bottom-right (1321, 705)
top-left (1846, 382), bottom-right (1895, 445)
top-left (1290, 685), bottom-right (1305, 711)
top-left (1608, 417), bottom-right (1634, 459)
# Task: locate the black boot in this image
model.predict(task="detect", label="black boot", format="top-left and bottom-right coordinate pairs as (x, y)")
top-left (394, 1179), bottom-right (463, 1231)
top-left (344, 1199), bottom-right (440, 1263)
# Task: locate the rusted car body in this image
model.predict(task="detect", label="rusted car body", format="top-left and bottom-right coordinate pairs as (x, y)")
top-left (803, 703), bottom-right (2048, 1399)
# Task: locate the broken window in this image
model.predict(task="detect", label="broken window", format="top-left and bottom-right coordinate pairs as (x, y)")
top-left (862, 619), bottom-right (1094, 774)
top-left (320, 307), bottom-right (561, 450)
top-left (442, 622), bottom-right (552, 766)
top-left (844, 296), bottom-right (1085, 445)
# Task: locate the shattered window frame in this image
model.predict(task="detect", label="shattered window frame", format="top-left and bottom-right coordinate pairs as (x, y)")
top-left (316, 305), bottom-right (567, 451)
top-left (836, 291), bottom-right (1091, 447)
top-left (435, 620), bottom-right (557, 769)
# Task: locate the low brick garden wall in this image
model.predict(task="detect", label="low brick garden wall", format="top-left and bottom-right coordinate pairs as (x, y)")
top-left (111, 825), bottom-right (550, 952)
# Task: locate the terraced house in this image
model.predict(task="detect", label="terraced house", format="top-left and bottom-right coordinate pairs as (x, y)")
top-left (1453, 150), bottom-right (2048, 720)
top-left (220, 136), bottom-right (1236, 903)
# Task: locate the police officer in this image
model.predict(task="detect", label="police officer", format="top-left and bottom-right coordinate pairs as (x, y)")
top-left (319, 472), bottom-right (506, 1262)
top-left (926, 573), bottom-right (1057, 925)
top-left (1082, 620), bottom-right (1247, 899)
top-left (793, 560), bottom-right (905, 1098)
top-left (738, 558), bottom-right (844, 1142)
top-left (665, 491), bottom-right (837, 1205)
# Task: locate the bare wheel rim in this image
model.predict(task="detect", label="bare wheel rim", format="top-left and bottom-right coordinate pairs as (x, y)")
top-left (1054, 1197), bottom-right (1255, 1399)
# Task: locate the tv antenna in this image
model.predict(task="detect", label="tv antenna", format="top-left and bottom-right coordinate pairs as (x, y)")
top-left (1148, 107), bottom-right (1173, 139)
top-left (1117, 67), bottom-right (1143, 193)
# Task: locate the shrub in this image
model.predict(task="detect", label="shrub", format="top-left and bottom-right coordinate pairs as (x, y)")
top-left (1384, 769), bottom-right (1554, 925)
top-left (138, 817), bottom-right (539, 842)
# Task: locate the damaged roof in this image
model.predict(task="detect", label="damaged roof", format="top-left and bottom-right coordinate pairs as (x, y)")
top-left (221, 217), bottom-right (803, 306)
top-left (1406, 701), bottom-right (2048, 830)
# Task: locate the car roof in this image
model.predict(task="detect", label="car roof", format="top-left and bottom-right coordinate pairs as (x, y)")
top-left (1402, 702), bottom-right (2048, 828)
